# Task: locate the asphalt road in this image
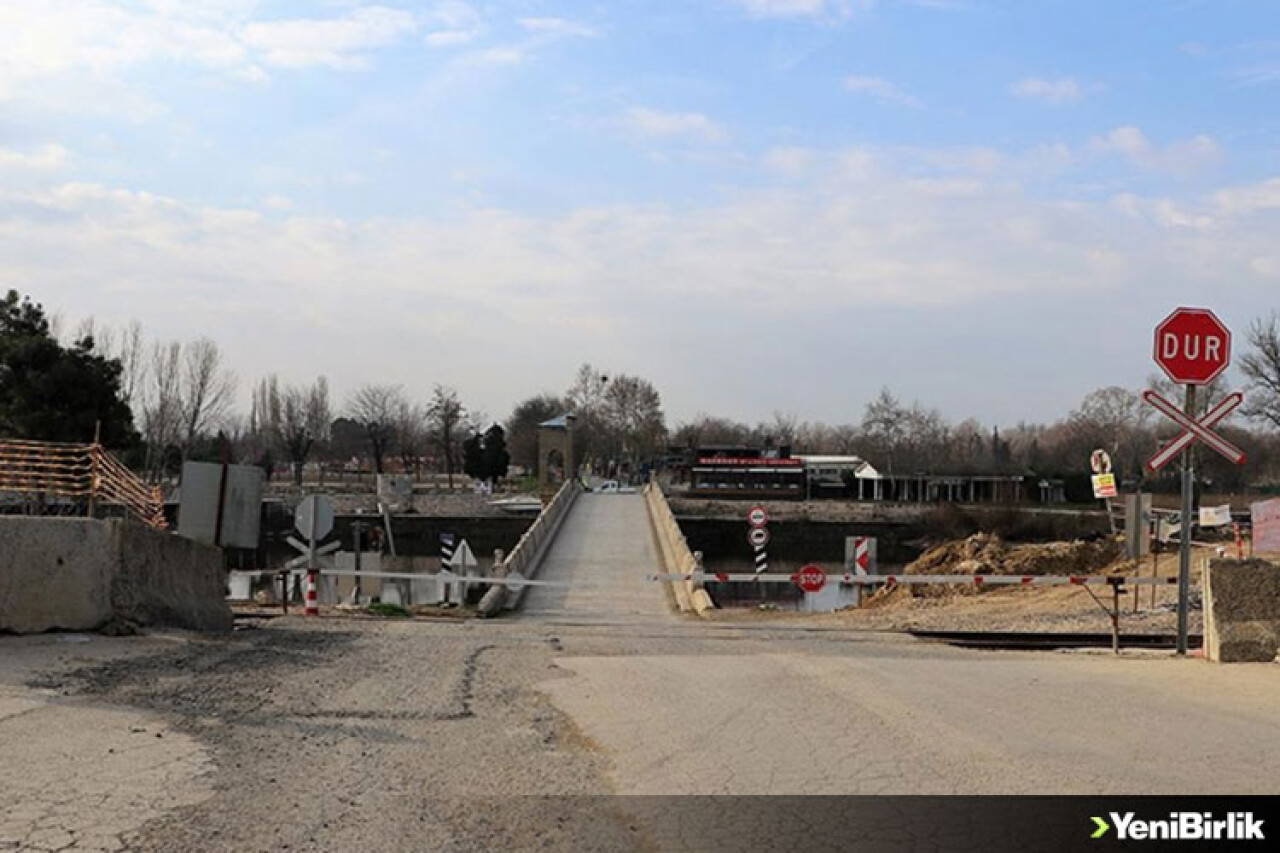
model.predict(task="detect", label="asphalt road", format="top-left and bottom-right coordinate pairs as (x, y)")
top-left (3, 497), bottom-right (1278, 851)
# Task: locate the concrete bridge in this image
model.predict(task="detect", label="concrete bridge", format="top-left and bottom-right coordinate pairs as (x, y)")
top-left (519, 492), bottom-right (672, 624)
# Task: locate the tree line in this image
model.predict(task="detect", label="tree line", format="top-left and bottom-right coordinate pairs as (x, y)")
top-left (5, 288), bottom-right (1280, 493)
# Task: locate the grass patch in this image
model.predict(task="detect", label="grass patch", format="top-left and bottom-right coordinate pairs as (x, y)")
top-left (367, 602), bottom-right (411, 618)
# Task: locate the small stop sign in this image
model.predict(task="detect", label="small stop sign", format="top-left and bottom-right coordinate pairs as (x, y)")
top-left (794, 565), bottom-right (827, 594)
top-left (1153, 307), bottom-right (1231, 385)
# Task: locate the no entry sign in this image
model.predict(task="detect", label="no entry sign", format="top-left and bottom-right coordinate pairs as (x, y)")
top-left (1154, 307), bottom-right (1231, 385)
top-left (793, 565), bottom-right (827, 594)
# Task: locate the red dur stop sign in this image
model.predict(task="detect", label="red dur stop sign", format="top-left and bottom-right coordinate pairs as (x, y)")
top-left (1153, 308), bottom-right (1231, 385)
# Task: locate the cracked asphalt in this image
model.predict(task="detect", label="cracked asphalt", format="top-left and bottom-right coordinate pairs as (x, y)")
top-left (3, 494), bottom-right (1278, 850)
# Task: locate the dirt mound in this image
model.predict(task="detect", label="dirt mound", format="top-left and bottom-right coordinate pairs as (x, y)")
top-left (909, 532), bottom-right (1123, 577)
top-left (863, 533), bottom-right (1125, 608)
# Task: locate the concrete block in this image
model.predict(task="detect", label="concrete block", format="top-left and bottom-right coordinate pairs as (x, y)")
top-left (1, 517), bottom-right (231, 634)
top-left (0, 518), bottom-right (114, 633)
top-left (1204, 559), bottom-right (1280, 663)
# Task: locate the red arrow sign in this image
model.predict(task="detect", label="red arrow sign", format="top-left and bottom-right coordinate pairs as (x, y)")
top-left (1143, 390), bottom-right (1246, 470)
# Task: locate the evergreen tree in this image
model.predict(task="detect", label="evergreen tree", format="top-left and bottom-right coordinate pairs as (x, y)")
top-left (0, 290), bottom-right (136, 447)
top-left (481, 424), bottom-right (510, 483)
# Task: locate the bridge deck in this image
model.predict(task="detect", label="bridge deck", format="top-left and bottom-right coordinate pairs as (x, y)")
top-left (520, 493), bottom-right (670, 623)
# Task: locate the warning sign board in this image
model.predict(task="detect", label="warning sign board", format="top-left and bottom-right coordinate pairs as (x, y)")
top-left (1091, 474), bottom-right (1118, 500)
top-left (1252, 499), bottom-right (1280, 553)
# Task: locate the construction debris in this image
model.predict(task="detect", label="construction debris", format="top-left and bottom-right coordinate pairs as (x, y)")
top-left (867, 533), bottom-right (1125, 607)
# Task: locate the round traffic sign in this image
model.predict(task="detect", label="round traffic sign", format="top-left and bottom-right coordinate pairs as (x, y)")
top-left (794, 564), bottom-right (826, 594)
top-left (748, 526), bottom-right (770, 549)
top-left (1090, 449), bottom-right (1112, 475)
top-left (1153, 307), bottom-right (1231, 385)
top-left (747, 505), bottom-right (769, 528)
top-left (295, 495), bottom-right (334, 541)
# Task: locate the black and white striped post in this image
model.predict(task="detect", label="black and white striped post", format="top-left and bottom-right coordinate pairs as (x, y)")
top-left (747, 505), bottom-right (769, 575)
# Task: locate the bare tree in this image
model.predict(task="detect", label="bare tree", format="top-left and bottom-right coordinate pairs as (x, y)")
top-left (140, 341), bottom-right (183, 481)
top-left (277, 384), bottom-right (316, 486)
top-left (766, 411), bottom-right (799, 449)
top-left (506, 394), bottom-right (566, 471)
top-left (427, 385), bottom-right (466, 487)
top-left (1242, 313), bottom-right (1280, 430)
top-left (860, 387), bottom-right (906, 473)
top-left (348, 384), bottom-right (404, 474)
top-left (393, 400), bottom-right (428, 479)
top-left (115, 320), bottom-right (146, 410)
top-left (306, 377), bottom-right (332, 482)
top-left (248, 375), bottom-right (280, 470)
top-left (180, 337), bottom-right (237, 459)
top-left (672, 415), bottom-right (751, 449)
top-left (1069, 386), bottom-right (1150, 477)
top-left (603, 374), bottom-right (666, 465)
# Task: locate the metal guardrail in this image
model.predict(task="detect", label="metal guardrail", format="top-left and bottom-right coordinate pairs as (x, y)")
top-left (0, 439), bottom-right (166, 529)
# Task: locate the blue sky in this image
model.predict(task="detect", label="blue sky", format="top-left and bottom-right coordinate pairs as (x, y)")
top-left (2, 0), bottom-right (1279, 428)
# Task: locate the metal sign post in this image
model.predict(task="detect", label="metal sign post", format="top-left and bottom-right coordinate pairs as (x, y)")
top-left (1145, 307), bottom-right (1242, 656)
top-left (748, 505), bottom-right (769, 574)
top-left (1177, 385), bottom-right (1196, 656)
top-left (1090, 449), bottom-right (1116, 534)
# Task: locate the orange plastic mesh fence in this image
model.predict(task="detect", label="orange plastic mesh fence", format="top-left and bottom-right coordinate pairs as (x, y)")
top-left (0, 439), bottom-right (167, 529)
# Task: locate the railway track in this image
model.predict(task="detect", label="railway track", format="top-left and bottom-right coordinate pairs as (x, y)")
top-left (910, 629), bottom-right (1203, 651)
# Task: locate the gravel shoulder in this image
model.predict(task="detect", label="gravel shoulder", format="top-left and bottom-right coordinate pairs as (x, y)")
top-left (4, 619), bottom-right (646, 853)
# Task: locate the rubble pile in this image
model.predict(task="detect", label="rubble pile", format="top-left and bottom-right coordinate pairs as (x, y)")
top-left (866, 533), bottom-right (1125, 607)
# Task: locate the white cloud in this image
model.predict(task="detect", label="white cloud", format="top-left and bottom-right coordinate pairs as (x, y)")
top-left (1011, 77), bottom-right (1082, 104)
top-left (241, 7), bottom-right (418, 70)
top-left (617, 107), bottom-right (727, 143)
top-left (6, 147), bottom-right (1279, 424)
top-left (843, 75), bottom-right (922, 107)
top-left (0, 144), bottom-right (69, 171)
top-left (424, 1), bottom-right (484, 47)
top-left (1089, 126), bottom-right (1222, 175)
top-left (474, 47), bottom-right (524, 65)
top-left (518, 17), bottom-right (599, 39)
top-left (1212, 178), bottom-right (1280, 217)
top-left (0, 2), bottom-right (422, 111)
top-left (730, 0), bottom-right (863, 18)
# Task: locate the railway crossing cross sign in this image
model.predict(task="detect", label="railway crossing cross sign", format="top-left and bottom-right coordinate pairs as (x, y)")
top-left (1144, 390), bottom-right (1246, 472)
top-left (1144, 307), bottom-right (1245, 658)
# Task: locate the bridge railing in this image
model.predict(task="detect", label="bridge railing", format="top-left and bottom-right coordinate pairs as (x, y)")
top-left (643, 479), bottom-right (714, 615)
top-left (478, 477), bottom-right (583, 614)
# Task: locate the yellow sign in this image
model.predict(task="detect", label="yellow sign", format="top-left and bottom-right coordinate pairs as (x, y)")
top-left (1091, 473), bottom-right (1118, 499)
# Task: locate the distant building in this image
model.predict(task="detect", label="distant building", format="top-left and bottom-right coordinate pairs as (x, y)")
top-left (687, 446), bottom-right (807, 500)
top-left (794, 455), bottom-right (882, 500)
top-left (679, 445), bottom-right (1062, 505)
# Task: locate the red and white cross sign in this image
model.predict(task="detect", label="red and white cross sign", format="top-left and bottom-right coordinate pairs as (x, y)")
top-left (1143, 390), bottom-right (1246, 472)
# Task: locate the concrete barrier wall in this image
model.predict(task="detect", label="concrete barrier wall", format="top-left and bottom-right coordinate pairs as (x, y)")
top-left (1, 517), bottom-right (232, 634)
top-left (500, 479), bottom-right (582, 611)
top-left (1204, 558), bottom-right (1280, 663)
top-left (644, 483), bottom-right (713, 615)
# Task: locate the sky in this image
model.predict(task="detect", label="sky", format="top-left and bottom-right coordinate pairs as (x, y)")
top-left (2, 0), bottom-right (1279, 429)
